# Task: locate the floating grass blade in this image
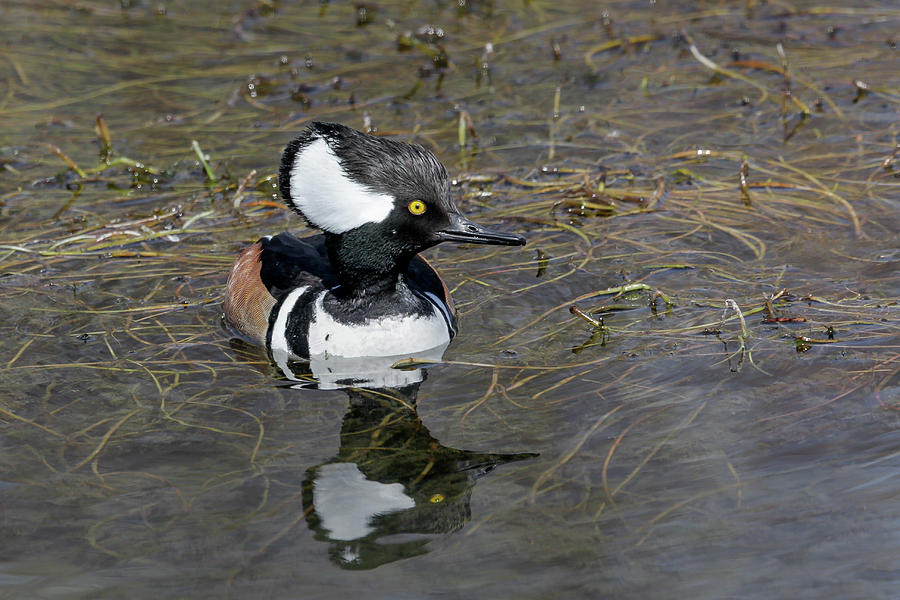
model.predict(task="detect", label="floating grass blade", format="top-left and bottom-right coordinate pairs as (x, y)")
top-left (95, 114), bottom-right (112, 161)
top-left (191, 140), bottom-right (216, 182)
top-left (48, 143), bottom-right (86, 178)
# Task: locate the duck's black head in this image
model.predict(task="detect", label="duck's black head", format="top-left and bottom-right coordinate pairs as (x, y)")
top-left (278, 122), bottom-right (525, 289)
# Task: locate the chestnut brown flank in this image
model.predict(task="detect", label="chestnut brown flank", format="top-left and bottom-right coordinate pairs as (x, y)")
top-left (224, 243), bottom-right (276, 344)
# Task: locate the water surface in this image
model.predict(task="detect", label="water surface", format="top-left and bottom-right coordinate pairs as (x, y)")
top-left (1, 1), bottom-right (898, 598)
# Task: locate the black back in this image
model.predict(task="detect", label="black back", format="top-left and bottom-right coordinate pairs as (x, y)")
top-left (258, 232), bottom-right (337, 298)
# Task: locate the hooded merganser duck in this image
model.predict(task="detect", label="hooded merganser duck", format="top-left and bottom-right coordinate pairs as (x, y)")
top-left (224, 122), bottom-right (525, 366)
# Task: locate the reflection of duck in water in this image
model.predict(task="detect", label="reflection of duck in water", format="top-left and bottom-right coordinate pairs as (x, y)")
top-left (227, 342), bottom-right (536, 569)
top-left (302, 384), bottom-right (537, 570)
top-left (227, 317), bottom-right (537, 569)
top-left (224, 121), bottom-right (525, 368)
top-left (271, 344), bottom-right (446, 390)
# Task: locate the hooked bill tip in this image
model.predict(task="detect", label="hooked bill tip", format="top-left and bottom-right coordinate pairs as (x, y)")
top-left (438, 212), bottom-right (526, 246)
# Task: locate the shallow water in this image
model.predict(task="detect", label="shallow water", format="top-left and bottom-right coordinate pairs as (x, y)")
top-left (1, 1), bottom-right (899, 598)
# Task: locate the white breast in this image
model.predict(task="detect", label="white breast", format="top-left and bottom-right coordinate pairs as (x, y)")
top-left (307, 291), bottom-right (450, 358)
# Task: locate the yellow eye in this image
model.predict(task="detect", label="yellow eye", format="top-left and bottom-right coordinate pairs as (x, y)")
top-left (429, 493), bottom-right (445, 504)
top-left (408, 200), bottom-right (427, 215)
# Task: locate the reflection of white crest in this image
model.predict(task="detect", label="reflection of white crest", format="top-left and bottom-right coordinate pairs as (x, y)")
top-left (277, 342), bottom-right (448, 390)
top-left (313, 462), bottom-right (415, 541)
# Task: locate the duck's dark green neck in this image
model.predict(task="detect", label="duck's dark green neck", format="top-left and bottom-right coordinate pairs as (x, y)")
top-left (324, 230), bottom-right (414, 298)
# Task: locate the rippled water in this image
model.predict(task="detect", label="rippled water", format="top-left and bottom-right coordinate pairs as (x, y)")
top-left (1, 1), bottom-right (898, 598)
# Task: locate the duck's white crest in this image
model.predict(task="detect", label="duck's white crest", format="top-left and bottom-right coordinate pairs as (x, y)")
top-left (289, 138), bottom-right (393, 233)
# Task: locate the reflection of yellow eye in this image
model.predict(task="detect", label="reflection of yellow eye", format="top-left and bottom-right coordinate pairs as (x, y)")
top-left (408, 200), bottom-right (427, 215)
top-left (429, 493), bottom-right (445, 504)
